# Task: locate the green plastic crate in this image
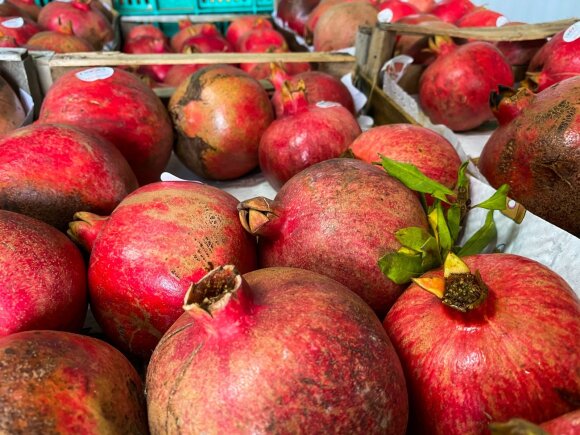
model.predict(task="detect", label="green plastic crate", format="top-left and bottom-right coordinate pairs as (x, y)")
top-left (112, 0), bottom-right (274, 16)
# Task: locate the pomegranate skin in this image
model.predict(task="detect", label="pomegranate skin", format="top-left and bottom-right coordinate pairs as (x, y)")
top-left (39, 68), bottom-right (174, 185)
top-left (122, 36), bottom-right (172, 82)
top-left (147, 266), bottom-right (408, 434)
top-left (0, 330), bottom-right (148, 434)
top-left (276, 0), bottom-right (320, 36)
top-left (225, 15), bottom-right (272, 46)
top-left (349, 124), bottom-right (461, 189)
top-left (26, 30), bottom-right (95, 52)
top-left (455, 8), bottom-right (504, 27)
top-left (7, 0), bottom-right (40, 20)
top-left (419, 40), bottom-right (514, 131)
top-left (429, 0), bottom-right (475, 23)
top-left (376, 0), bottom-right (419, 22)
top-left (170, 22), bottom-right (219, 52)
top-left (181, 34), bottom-right (233, 53)
top-left (384, 253), bottom-right (580, 435)
top-left (163, 63), bottom-right (205, 87)
top-left (243, 158), bottom-right (428, 316)
top-left (0, 211), bottom-right (87, 336)
top-left (533, 30), bottom-right (580, 92)
top-left (169, 65), bottom-right (274, 180)
top-left (0, 123), bottom-right (138, 230)
top-left (126, 24), bottom-right (166, 41)
top-left (237, 27), bottom-right (287, 52)
top-left (541, 409), bottom-right (580, 433)
top-left (478, 77), bottom-right (580, 236)
top-left (73, 181), bottom-right (257, 358)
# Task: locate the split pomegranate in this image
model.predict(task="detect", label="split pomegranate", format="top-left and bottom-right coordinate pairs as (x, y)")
top-left (456, 8), bottom-right (506, 27)
top-left (26, 25), bottom-right (95, 52)
top-left (169, 65), bottom-right (274, 180)
top-left (0, 15), bottom-right (39, 44)
top-left (238, 158), bottom-right (428, 316)
top-left (237, 27), bottom-right (287, 52)
top-left (147, 266), bottom-right (409, 434)
top-left (39, 67), bottom-right (174, 185)
top-left (163, 63), bottom-right (205, 87)
top-left (276, 0), bottom-right (321, 36)
top-left (170, 21), bottom-right (219, 52)
top-left (429, 0), bottom-right (475, 23)
top-left (123, 36), bottom-right (172, 82)
top-left (0, 123), bottom-right (137, 230)
top-left (37, 0), bottom-right (113, 50)
top-left (225, 15), bottom-right (272, 47)
top-left (181, 33), bottom-right (233, 53)
top-left (349, 124), bottom-right (461, 189)
top-left (68, 181), bottom-right (257, 358)
top-left (376, 0), bottom-right (420, 23)
top-left (478, 77), bottom-right (580, 236)
top-left (384, 253), bottom-right (580, 435)
top-left (0, 74), bottom-right (25, 135)
top-left (419, 37), bottom-right (514, 131)
top-left (0, 330), bottom-right (148, 433)
top-left (0, 210), bottom-right (86, 336)
top-left (126, 23), bottom-right (166, 41)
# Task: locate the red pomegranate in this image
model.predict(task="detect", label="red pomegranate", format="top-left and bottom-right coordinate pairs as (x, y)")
top-left (404, 0), bottom-right (434, 12)
top-left (349, 124), bottom-right (461, 189)
top-left (147, 265), bottom-right (409, 434)
top-left (68, 181), bottom-right (257, 358)
top-left (496, 22), bottom-right (545, 66)
top-left (237, 27), bottom-right (287, 52)
top-left (241, 57), bottom-right (311, 81)
top-left (395, 13), bottom-right (442, 54)
top-left (39, 67), bottom-right (174, 185)
top-left (170, 21), bottom-right (219, 52)
top-left (377, 0), bottom-right (420, 23)
top-left (7, 0), bottom-right (39, 20)
top-left (313, 2), bottom-right (377, 52)
top-left (305, 0), bottom-right (349, 39)
top-left (384, 253), bottom-right (580, 435)
top-left (271, 66), bottom-right (355, 116)
top-left (0, 123), bottom-right (137, 230)
top-left (276, 0), bottom-right (321, 36)
top-left (0, 1), bottom-right (29, 18)
top-left (0, 211), bottom-right (86, 336)
top-left (478, 78), bottom-right (580, 236)
top-left (37, 0), bottom-right (113, 50)
top-left (169, 65), bottom-right (274, 180)
top-left (398, 20), bottom-right (456, 64)
top-left (419, 37), bottom-right (514, 131)
top-left (181, 33), bottom-right (233, 53)
top-left (429, 0), bottom-right (475, 23)
top-left (456, 8), bottom-right (507, 27)
top-left (163, 63), bottom-right (205, 87)
top-left (26, 24), bottom-right (95, 52)
top-left (0, 16), bottom-right (39, 44)
top-left (122, 36), bottom-right (172, 82)
top-left (528, 30), bottom-right (564, 72)
top-left (238, 158), bottom-right (428, 316)
top-left (0, 74), bottom-right (25, 135)
top-left (541, 409), bottom-right (580, 433)
top-left (126, 23), bottom-right (166, 42)
top-left (225, 15), bottom-right (272, 47)
top-left (0, 330), bottom-right (148, 433)
top-left (0, 35), bottom-right (17, 46)
top-left (259, 81), bottom-right (361, 189)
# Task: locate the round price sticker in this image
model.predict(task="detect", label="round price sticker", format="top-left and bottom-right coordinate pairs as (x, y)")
top-left (1, 17), bottom-right (24, 29)
top-left (377, 8), bottom-right (394, 23)
top-left (316, 101), bottom-right (341, 109)
top-left (76, 67), bottom-right (115, 82)
top-left (563, 22), bottom-right (580, 43)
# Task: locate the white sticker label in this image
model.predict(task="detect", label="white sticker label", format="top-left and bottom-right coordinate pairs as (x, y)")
top-left (75, 67), bottom-right (115, 82)
top-left (316, 101), bottom-right (341, 109)
top-left (1, 17), bottom-right (24, 29)
top-left (496, 16), bottom-right (509, 27)
top-left (563, 21), bottom-right (580, 43)
top-left (377, 9), bottom-right (394, 24)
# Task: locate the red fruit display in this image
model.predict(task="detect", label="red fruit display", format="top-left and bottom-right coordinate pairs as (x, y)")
top-left (259, 81), bottom-right (361, 189)
top-left (384, 253), bottom-right (580, 435)
top-left (0, 211), bottom-right (87, 336)
top-left (147, 266), bottom-right (409, 434)
top-left (126, 23), bottom-right (166, 41)
top-left (237, 27), bottom-right (287, 52)
top-left (0, 123), bottom-right (138, 230)
top-left (0, 15), bottom-right (39, 44)
top-left (419, 37), bottom-right (514, 131)
top-left (429, 0), bottom-right (475, 23)
top-left (170, 21), bottom-right (219, 52)
top-left (37, 0), bottom-right (113, 50)
top-left (39, 67), bottom-right (174, 185)
top-left (69, 181), bottom-right (257, 358)
top-left (276, 0), bottom-right (320, 36)
top-left (26, 25), bottom-right (95, 52)
top-left (478, 78), bottom-right (580, 236)
top-left (123, 36), bottom-right (172, 82)
top-left (376, 0), bottom-right (419, 23)
top-left (7, 0), bottom-right (40, 20)
top-left (0, 74), bottom-right (25, 135)
top-left (169, 65), bottom-right (274, 180)
top-left (456, 8), bottom-right (506, 27)
top-left (163, 63), bottom-right (205, 87)
top-left (0, 330), bottom-right (148, 433)
top-left (225, 15), bottom-right (272, 47)
top-left (541, 409), bottom-right (580, 433)
top-left (349, 124), bottom-right (461, 189)
top-left (181, 33), bottom-right (233, 53)
top-left (238, 158), bottom-right (428, 316)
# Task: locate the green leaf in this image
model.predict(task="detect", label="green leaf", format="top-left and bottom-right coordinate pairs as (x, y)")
top-left (473, 184), bottom-right (510, 210)
top-left (420, 236), bottom-right (442, 270)
top-left (380, 156), bottom-right (455, 203)
top-left (456, 161), bottom-right (469, 190)
top-left (457, 210), bottom-right (498, 257)
top-left (455, 161), bottom-right (471, 221)
top-left (378, 252), bottom-right (424, 285)
top-left (395, 227), bottom-right (433, 252)
top-left (447, 203), bottom-right (461, 241)
top-left (436, 202), bottom-right (452, 257)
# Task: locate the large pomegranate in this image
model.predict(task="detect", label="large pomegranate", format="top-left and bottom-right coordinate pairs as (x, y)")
top-left (276, 0), bottom-right (320, 36)
top-left (237, 27), bottom-right (288, 52)
top-left (478, 78), bottom-right (580, 236)
top-left (419, 37), bottom-right (514, 131)
top-left (429, 0), bottom-right (475, 23)
top-left (0, 210), bottom-right (86, 336)
top-left (259, 81), bottom-right (361, 189)
top-left (0, 74), bottom-right (25, 135)
top-left (0, 15), bottom-right (39, 44)
top-left (241, 55), bottom-right (311, 81)
top-left (163, 63), bottom-right (205, 87)
top-left (147, 265), bottom-right (409, 434)
top-left (455, 8), bottom-right (506, 27)
top-left (349, 124), bottom-right (461, 189)
top-left (122, 36), bottom-right (173, 82)
top-left (26, 27), bottom-right (95, 52)
top-left (384, 253), bottom-right (580, 435)
top-left (170, 21), bottom-right (219, 52)
top-left (238, 158), bottom-right (428, 316)
top-left (0, 123), bottom-right (137, 230)
top-left (169, 65), bottom-right (274, 180)
top-left (68, 181), bottom-right (257, 358)
top-left (126, 24), bottom-right (166, 42)
top-left (225, 15), bottom-right (272, 47)
top-left (0, 330), bottom-right (148, 433)
top-left (37, 0), bottom-right (113, 50)
top-left (39, 67), bottom-right (174, 185)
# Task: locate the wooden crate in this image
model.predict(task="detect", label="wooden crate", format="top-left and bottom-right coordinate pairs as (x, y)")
top-left (0, 48), bottom-right (43, 118)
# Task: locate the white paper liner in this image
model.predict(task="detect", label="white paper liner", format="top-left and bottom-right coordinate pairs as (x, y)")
top-left (17, 88), bottom-right (33, 127)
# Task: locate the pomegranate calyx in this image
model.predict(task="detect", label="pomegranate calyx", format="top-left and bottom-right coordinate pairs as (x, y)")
top-left (280, 80), bottom-right (309, 115)
top-left (183, 265), bottom-right (242, 316)
top-left (67, 211), bottom-right (109, 253)
top-left (488, 418), bottom-right (548, 435)
top-left (489, 85), bottom-right (535, 125)
top-left (237, 197), bottom-right (277, 235)
top-left (428, 35), bottom-right (456, 57)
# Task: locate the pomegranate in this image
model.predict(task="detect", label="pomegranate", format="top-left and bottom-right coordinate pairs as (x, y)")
top-left (490, 410), bottom-right (580, 434)
top-left (225, 15), bottom-right (272, 47)
top-left (395, 13), bottom-right (442, 54)
top-left (0, 16), bottom-right (39, 44)
top-left (0, 74), bottom-right (25, 135)
top-left (259, 81), bottom-right (361, 189)
top-left (0, 330), bottom-right (148, 433)
top-left (305, 0), bottom-right (349, 40)
top-left (241, 56), bottom-right (311, 81)
top-left (313, 2), bottom-right (377, 52)
top-left (377, 0), bottom-right (420, 23)
top-left (163, 63), bottom-right (205, 87)
top-left (170, 21), bottom-right (219, 52)
top-left (404, 0), bottom-right (434, 12)
top-left (276, 0), bottom-right (320, 36)
top-left (123, 36), bottom-right (172, 82)
top-left (271, 66), bottom-right (356, 116)
top-left (39, 67), bottom-right (174, 185)
top-left (384, 253), bottom-right (580, 435)
top-left (68, 181), bottom-right (257, 358)
top-left (169, 65), bottom-right (274, 180)
top-left (7, 0), bottom-right (39, 20)
top-left (37, 0), bottom-right (113, 50)
top-left (237, 27), bottom-right (287, 52)
top-left (0, 211), bottom-right (86, 336)
top-left (238, 158), bottom-right (428, 316)
top-left (429, 0), bottom-right (475, 23)
top-left (419, 37), bottom-right (514, 131)
top-left (0, 1), bottom-right (29, 18)
top-left (478, 78), bottom-right (580, 236)
top-left (349, 124), bottom-right (461, 189)
top-left (181, 33), bottom-right (233, 53)
top-left (0, 35), bottom-right (17, 46)
top-left (456, 8), bottom-right (506, 27)
top-left (147, 265), bottom-right (409, 434)
top-left (399, 20), bottom-right (456, 64)
top-left (541, 409), bottom-right (580, 433)
top-left (0, 123), bottom-right (137, 230)
top-left (26, 25), bottom-right (95, 53)
top-left (528, 31), bottom-right (563, 72)
top-left (126, 23), bottom-right (166, 42)
top-left (496, 22), bottom-right (544, 66)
